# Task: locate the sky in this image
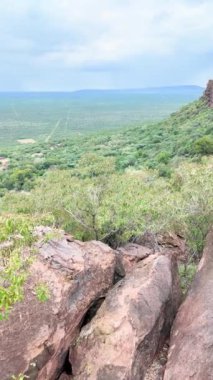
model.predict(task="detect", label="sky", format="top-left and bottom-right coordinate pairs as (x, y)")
top-left (0, 0), bottom-right (213, 91)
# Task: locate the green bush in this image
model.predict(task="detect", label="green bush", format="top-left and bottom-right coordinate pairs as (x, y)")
top-left (35, 283), bottom-right (50, 302)
top-left (156, 151), bottom-right (170, 164)
top-left (158, 165), bottom-right (172, 178)
top-left (194, 135), bottom-right (213, 155)
top-left (2, 159), bottom-right (212, 256)
top-left (179, 263), bottom-right (197, 294)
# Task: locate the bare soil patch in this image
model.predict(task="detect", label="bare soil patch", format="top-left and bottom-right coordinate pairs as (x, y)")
top-left (17, 139), bottom-right (36, 144)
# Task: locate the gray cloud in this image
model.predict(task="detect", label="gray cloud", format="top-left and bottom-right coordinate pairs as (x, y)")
top-left (0, 0), bottom-right (212, 90)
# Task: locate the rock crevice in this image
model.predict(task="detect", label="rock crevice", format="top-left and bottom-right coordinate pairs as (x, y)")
top-left (69, 254), bottom-right (181, 379)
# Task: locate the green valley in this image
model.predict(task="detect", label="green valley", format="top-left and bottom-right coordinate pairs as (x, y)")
top-left (0, 90), bottom-right (212, 261)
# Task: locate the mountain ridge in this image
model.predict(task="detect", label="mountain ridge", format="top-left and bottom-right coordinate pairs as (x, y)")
top-left (73, 85), bottom-right (203, 95)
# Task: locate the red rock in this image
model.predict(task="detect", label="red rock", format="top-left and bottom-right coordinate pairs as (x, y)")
top-left (164, 228), bottom-right (213, 380)
top-left (70, 253), bottom-right (181, 379)
top-left (135, 231), bottom-right (187, 261)
top-left (157, 232), bottom-right (186, 261)
top-left (134, 231), bottom-right (159, 250)
top-left (115, 243), bottom-right (153, 276)
top-left (58, 373), bottom-right (71, 380)
top-left (203, 80), bottom-right (213, 107)
top-left (0, 236), bottom-right (115, 380)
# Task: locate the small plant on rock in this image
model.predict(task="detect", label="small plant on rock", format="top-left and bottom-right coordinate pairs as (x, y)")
top-left (35, 282), bottom-right (50, 302)
top-left (11, 374), bottom-right (29, 380)
top-left (179, 263), bottom-right (197, 294)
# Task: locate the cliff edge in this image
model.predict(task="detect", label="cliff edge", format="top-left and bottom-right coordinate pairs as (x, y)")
top-left (203, 80), bottom-right (213, 107)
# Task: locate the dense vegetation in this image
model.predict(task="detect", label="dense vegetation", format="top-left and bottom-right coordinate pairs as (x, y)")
top-left (0, 95), bottom-right (212, 317)
top-left (0, 98), bottom-right (212, 194)
top-left (0, 88), bottom-right (202, 146)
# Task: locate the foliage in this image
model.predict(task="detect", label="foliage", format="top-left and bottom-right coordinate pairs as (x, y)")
top-left (2, 158), bottom-right (212, 254)
top-left (156, 151), bottom-right (171, 164)
top-left (0, 217), bottom-right (34, 246)
top-left (179, 263), bottom-right (197, 294)
top-left (0, 249), bottom-right (27, 320)
top-left (11, 374), bottom-right (29, 380)
top-left (0, 215), bottom-right (53, 319)
top-left (194, 135), bottom-right (213, 155)
top-left (74, 153), bottom-right (116, 178)
top-left (0, 89), bottom-right (202, 147)
top-left (0, 99), bottom-right (212, 194)
top-left (35, 283), bottom-right (50, 302)
top-left (158, 164), bottom-right (172, 178)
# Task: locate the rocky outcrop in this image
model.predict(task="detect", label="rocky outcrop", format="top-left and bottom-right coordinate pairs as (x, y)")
top-left (203, 80), bottom-right (213, 107)
top-left (134, 231), bottom-right (187, 261)
top-left (115, 243), bottom-right (153, 277)
top-left (164, 228), bottom-right (213, 380)
top-left (70, 253), bottom-right (181, 379)
top-left (0, 224), bottom-right (187, 380)
top-left (0, 236), bottom-right (115, 380)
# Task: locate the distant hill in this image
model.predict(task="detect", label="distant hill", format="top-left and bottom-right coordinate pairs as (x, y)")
top-left (73, 85), bottom-right (203, 95)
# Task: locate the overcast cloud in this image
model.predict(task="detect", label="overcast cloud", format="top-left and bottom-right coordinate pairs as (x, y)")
top-left (0, 0), bottom-right (212, 90)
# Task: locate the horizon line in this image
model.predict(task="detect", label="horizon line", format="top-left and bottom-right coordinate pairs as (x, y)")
top-left (0, 84), bottom-right (204, 94)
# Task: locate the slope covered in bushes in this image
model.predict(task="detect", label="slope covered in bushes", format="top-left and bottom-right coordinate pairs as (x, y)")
top-left (0, 98), bottom-right (212, 196)
top-left (2, 156), bottom-right (213, 254)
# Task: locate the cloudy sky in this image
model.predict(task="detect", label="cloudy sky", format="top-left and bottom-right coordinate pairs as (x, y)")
top-left (0, 0), bottom-right (213, 91)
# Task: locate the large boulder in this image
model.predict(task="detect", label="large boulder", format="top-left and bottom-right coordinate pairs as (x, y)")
top-left (0, 236), bottom-right (115, 380)
top-left (70, 253), bottom-right (181, 379)
top-left (164, 228), bottom-right (213, 380)
top-left (115, 243), bottom-right (153, 277)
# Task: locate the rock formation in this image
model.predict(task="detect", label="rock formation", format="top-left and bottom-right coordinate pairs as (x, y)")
top-left (134, 231), bottom-right (187, 262)
top-left (115, 243), bottom-right (153, 277)
top-left (164, 228), bottom-right (213, 380)
top-left (203, 80), bottom-right (213, 107)
top-left (0, 236), bottom-right (115, 380)
top-left (0, 228), bottom-right (187, 380)
top-left (70, 253), bottom-right (181, 379)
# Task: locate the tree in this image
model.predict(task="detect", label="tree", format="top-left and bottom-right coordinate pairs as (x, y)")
top-left (75, 153), bottom-right (116, 178)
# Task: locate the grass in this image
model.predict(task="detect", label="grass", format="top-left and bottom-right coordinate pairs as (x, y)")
top-left (11, 374), bottom-right (29, 380)
top-left (179, 263), bottom-right (197, 294)
top-left (0, 214), bottom-right (54, 319)
top-left (35, 283), bottom-right (50, 302)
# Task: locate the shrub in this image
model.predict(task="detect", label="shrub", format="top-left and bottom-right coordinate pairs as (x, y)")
top-left (156, 151), bottom-right (170, 164)
top-left (194, 135), bottom-right (213, 155)
top-left (35, 283), bottom-right (50, 302)
top-left (158, 165), bottom-right (172, 178)
top-left (179, 263), bottom-right (197, 294)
